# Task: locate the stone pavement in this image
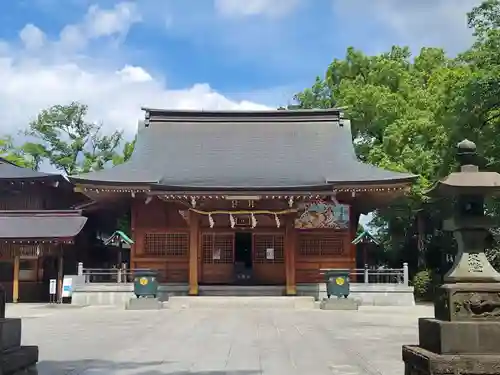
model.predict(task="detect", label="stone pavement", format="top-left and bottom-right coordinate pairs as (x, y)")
top-left (6, 303), bottom-right (432, 375)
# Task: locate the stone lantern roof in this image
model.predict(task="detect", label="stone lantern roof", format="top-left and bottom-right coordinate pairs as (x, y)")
top-left (432, 139), bottom-right (500, 195)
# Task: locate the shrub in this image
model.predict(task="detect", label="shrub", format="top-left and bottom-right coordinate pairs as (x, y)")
top-left (413, 269), bottom-right (433, 300)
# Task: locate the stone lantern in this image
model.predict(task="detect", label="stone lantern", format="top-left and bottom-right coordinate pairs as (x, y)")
top-left (0, 284), bottom-right (39, 374)
top-left (402, 139), bottom-right (500, 375)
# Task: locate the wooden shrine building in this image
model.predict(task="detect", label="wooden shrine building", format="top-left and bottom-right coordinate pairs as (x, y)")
top-left (69, 109), bottom-right (414, 295)
top-left (0, 158), bottom-right (87, 302)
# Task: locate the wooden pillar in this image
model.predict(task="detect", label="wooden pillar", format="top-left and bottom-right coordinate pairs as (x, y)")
top-left (130, 198), bottom-right (137, 267)
top-left (57, 247), bottom-right (64, 303)
top-left (13, 255), bottom-right (20, 303)
top-left (350, 206), bottom-right (360, 269)
top-left (188, 211), bottom-right (200, 295)
top-left (285, 214), bottom-right (297, 296)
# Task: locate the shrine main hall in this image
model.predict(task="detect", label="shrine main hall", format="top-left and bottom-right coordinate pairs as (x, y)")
top-left (70, 108), bottom-right (414, 296)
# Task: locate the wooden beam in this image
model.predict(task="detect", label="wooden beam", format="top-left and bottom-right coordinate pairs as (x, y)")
top-left (13, 255), bottom-right (20, 303)
top-left (188, 210), bottom-right (200, 295)
top-left (285, 215), bottom-right (297, 296)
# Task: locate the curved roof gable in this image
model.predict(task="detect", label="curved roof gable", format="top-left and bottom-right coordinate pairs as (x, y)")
top-left (69, 109), bottom-right (415, 190)
top-left (0, 158), bottom-right (61, 181)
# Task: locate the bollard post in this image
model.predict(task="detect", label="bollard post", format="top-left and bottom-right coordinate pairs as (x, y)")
top-left (403, 262), bottom-right (409, 286)
top-left (77, 262), bottom-right (83, 276)
top-left (364, 264), bottom-right (369, 284)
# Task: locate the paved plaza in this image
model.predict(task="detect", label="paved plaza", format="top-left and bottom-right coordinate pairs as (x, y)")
top-left (6, 303), bottom-right (432, 375)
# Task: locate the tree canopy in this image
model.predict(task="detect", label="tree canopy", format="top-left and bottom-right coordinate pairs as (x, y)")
top-left (0, 136), bottom-right (33, 168)
top-left (293, 0), bottom-right (500, 273)
top-left (0, 101), bottom-right (135, 174)
top-left (22, 102), bottom-right (124, 174)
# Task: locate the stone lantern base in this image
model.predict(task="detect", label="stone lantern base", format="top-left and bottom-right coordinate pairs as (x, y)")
top-left (402, 284), bottom-right (500, 375)
top-left (403, 345), bottom-right (500, 375)
top-left (0, 318), bottom-right (39, 374)
top-left (0, 286), bottom-right (39, 374)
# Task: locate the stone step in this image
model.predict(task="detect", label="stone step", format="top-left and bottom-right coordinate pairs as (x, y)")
top-left (166, 296), bottom-right (316, 309)
top-left (199, 285), bottom-right (284, 297)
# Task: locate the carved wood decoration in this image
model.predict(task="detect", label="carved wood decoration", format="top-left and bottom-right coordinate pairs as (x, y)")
top-left (295, 202), bottom-right (350, 229)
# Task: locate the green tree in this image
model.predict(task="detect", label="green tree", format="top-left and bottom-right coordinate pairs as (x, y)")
top-left (294, 46), bottom-right (464, 269)
top-left (23, 102), bottom-right (123, 175)
top-left (0, 136), bottom-right (34, 168)
top-left (293, 0), bottom-right (500, 276)
top-left (112, 136), bottom-right (136, 166)
top-left (456, 0), bottom-right (500, 168)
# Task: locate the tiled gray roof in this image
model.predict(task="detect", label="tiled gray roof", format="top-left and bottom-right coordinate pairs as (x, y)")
top-left (69, 109), bottom-right (415, 190)
top-left (0, 210), bottom-right (87, 239)
top-left (0, 158), bottom-right (59, 180)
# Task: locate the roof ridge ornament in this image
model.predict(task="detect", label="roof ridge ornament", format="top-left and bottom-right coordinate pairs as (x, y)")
top-left (457, 138), bottom-right (478, 171)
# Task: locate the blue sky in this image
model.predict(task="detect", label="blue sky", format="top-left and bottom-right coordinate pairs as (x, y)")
top-left (0, 0), bottom-right (482, 226)
top-left (0, 0), bottom-right (481, 138)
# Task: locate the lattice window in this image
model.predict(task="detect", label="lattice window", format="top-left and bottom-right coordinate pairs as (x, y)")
top-left (299, 234), bottom-right (344, 257)
top-left (202, 233), bottom-right (234, 264)
top-left (253, 234), bottom-right (284, 264)
top-left (144, 233), bottom-right (188, 257)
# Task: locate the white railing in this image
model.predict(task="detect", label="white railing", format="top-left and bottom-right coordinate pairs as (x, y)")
top-left (320, 263), bottom-right (409, 286)
top-left (77, 262), bottom-right (409, 286)
top-left (77, 263), bottom-right (162, 283)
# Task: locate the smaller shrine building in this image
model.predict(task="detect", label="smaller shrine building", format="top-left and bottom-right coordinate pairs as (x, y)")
top-left (70, 108), bottom-right (414, 295)
top-left (0, 158), bottom-right (88, 302)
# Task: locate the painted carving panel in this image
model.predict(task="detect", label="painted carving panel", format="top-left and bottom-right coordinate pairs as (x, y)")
top-left (294, 202), bottom-right (350, 230)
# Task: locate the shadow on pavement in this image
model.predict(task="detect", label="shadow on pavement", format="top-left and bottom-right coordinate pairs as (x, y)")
top-left (34, 359), bottom-right (261, 375)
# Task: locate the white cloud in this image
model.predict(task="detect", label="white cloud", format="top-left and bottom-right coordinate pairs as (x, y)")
top-left (19, 24), bottom-right (46, 50)
top-left (118, 65), bottom-right (153, 83)
top-left (333, 0), bottom-right (482, 55)
top-left (0, 2), bottom-right (270, 141)
top-left (214, 0), bottom-right (301, 18)
top-left (59, 2), bottom-right (141, 50)
top-left (85, 2), bottom-right (141, 38)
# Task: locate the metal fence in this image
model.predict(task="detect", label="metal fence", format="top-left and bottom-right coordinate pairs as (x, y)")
top-left (78, 262), bottom-right (409, 286)
top-left (321, 263), bottom-right (409, 286)
top-left (78, 264), bottom-right (166, 284)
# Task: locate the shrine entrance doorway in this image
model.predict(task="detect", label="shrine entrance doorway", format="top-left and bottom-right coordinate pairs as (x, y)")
top-left (234, 232), bottom-right (253, 283)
